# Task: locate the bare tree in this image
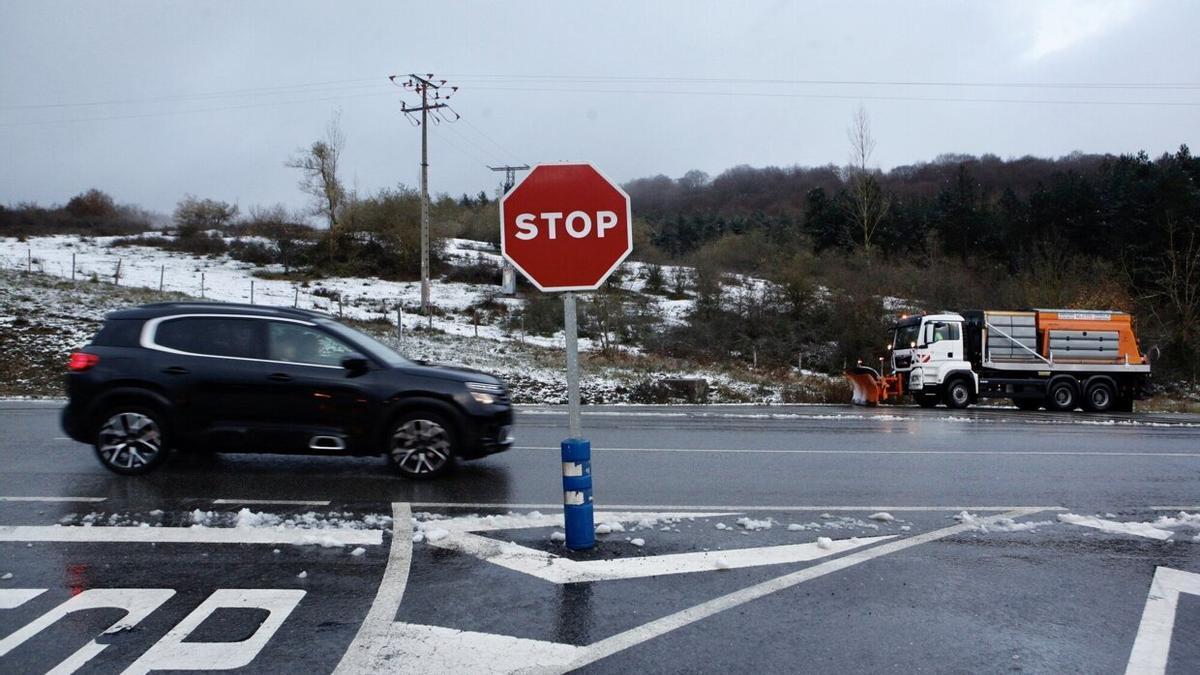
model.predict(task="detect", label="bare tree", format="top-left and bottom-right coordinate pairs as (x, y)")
top-left (841, 105), bottom-right (892, 260)
top-left (286, 111), bottom-right (346, 262)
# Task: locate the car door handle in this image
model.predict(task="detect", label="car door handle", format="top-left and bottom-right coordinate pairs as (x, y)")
top-left (268, 373), bottom-right (293, 382)
top-left (162, 366), bottom-right (190, 375)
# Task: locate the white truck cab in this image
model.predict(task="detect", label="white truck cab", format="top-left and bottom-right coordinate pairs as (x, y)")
top-left (890, 313), bottom-right (978, 408)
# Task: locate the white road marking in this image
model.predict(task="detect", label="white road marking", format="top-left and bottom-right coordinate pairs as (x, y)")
top-left (433, 531), bottom-right (894, 584)
top-left (409, 501), bottom-right (1066, 513)
top-left (428, 511), bottom-right (733, 533)
top-left (382, 622), bottom-right (585, 674)
top-left (334, 502), bottom-right (413, 675)
top-left (516, 445), bottom-right (1200, 458)
top-left (1126, 566), bottom-right (1200, 675)
top-left (0, 496), bottom-right (106, 503)
top-left (121, 589), bottom-right (306, 675)
top-left (0, 588), bottom-right (175, 673)
top-left (0, 525), bottom-right (381, 547)
top-left (561, 508), bottom-right (1049, 672)
top-left (1150, 506), bottom-right (1200, 511)
top-left (210, 498), bottom-right (331, 506)
top-left (0, 588), bottom-right (46, 608)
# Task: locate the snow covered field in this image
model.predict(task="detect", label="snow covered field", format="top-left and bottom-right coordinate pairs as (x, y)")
top-left (0, 233), bottom-right (846, 403)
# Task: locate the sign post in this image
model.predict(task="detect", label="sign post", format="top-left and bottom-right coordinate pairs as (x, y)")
top-left (501, 163), bottom-right (633, 551)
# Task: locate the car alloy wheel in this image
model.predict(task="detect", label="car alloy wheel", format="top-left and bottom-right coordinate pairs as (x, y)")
top-left (97, 411), bottom-right (164, 472)
top-left (390, 417), bottom-right (452, 477)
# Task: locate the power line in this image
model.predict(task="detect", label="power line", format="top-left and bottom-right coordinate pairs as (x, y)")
top-left (0, 77), bottom-right (386, 110)
top-left (446, 73), bottom-right (1200, 91)
top-left (463, 84), bottom-right (1200, 107)
top-left (0, 90), bottom-right (394, 128)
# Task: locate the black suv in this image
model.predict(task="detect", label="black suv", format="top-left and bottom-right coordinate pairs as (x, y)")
top-left (61, 302), bottom-right (513, 478)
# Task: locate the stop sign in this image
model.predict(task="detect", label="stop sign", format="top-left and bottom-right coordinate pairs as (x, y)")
top-left (501, 163), bottom-right (632, 291)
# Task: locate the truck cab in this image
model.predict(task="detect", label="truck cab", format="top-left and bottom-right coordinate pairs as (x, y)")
top-left (890, 313), bottom-right (978, 408)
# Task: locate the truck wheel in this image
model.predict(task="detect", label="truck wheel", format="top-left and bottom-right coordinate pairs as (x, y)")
top-left (1083, 380), bottom-right (1116, 413)
top-left (1013, 399), bottom-right (1041, 411)
top-left (944, 379), bottom-right (972, 409)
top-left (1046, 379), bottom-right (1079, 412)
top-left (916, 394), bottom-right (939, 408)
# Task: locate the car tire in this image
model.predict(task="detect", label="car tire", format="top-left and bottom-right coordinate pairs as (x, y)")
top-left (944, 379), bottom-right (972, 409)
top-left (93, 405), bottom-right (169, 475)
top-left (1083, 380), bottom-right (1117, 413)
top-left (387, 410), bottom-right (457, 479)
top-left (1046, 378), bottom-right (1079, 412)
top-left (916, 394), bottom-right (939, 408)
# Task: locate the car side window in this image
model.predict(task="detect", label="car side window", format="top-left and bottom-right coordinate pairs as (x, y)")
top-left (267, 322), bottom-right (354, 366)
top-left (154, 317), bottom-right (263, 359)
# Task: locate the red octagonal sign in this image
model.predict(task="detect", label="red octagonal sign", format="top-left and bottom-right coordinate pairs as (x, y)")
top-left (501, 163), bottom-right (632, 291)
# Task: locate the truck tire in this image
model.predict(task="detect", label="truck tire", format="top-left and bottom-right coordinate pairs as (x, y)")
top-left (916, 394), bottom-right (939, 408)
top-left (1046, 378), bottom-right (1080, 412)
top-left (1083, 380), bottom-right (1116, 413)
top-left (944, 378), bottom-right (972, 410)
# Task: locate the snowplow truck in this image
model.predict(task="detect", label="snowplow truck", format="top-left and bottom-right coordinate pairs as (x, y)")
top-left (846, 309), bottom-right (1151, 412)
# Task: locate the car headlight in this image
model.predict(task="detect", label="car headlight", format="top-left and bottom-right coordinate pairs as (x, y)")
top-left (467, 382), bottom-right (505, 405)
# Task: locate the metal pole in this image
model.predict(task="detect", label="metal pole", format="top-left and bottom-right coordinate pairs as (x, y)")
top-left (159, 265), bottom-right (164, 292)
top-left (27, 249), bottom-right (31, 273)
top-left (201, 272), bottom-right (205, 298)
top-left (397, 306), bottom-right (403, 341)
top-left (250, 280), bottom-right (255, 305)
top-left (563, 292), bottom-right (581, 439)
top-left (72, 253), bottom-right (76, 281)
top-left (419, 86), bottom-right (430, 316)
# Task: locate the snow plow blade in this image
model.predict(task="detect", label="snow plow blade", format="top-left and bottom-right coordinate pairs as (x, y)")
top-left (845, 365), bottom-right (902, 406)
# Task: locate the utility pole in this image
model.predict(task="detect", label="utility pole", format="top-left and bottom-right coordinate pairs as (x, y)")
top-left (391, 73), bottom-right (459, 316)
top-left (489, 165), bottom-right (530, 193)
top-left (490, 165), bottom-right (530, 295)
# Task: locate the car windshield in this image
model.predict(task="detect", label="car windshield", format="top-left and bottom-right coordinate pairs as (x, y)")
top-left (319, 320), bottom-right (412, 368)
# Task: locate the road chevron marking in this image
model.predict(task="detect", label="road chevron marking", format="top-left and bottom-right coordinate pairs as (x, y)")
top-left (422, 510), bottom-right (894, 583)
top-left (339, 504), bottom-right (1050, 673)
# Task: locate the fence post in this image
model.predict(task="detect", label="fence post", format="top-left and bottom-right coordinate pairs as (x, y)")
top-left (159, 265), bottom-right (164, 292)
top-left (72, 253), bottom-right (76, 281)
top-left (338, 297), bottom-right (343, 318)
top-left (473, 310), bottom-right (479, 338)
top-left (114, 259), bottom-right (122, 286)
top-left (397, 306), bottom-right (403, 342)
top-left (27, 249), bottom-right (31, 273)
top-left (201, 272), bottom-right (205, 298)
top-left (250, 280), bottom-right (255, 305)
top-left (293, 286), bottom-right (299, 308)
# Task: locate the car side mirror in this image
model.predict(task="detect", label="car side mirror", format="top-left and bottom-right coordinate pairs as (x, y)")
top-left (341, 353), bottom-right (370, 374)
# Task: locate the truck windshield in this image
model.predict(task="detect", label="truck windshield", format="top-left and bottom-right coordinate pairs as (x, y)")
top-left (894, 323), bottom-right (920, 349)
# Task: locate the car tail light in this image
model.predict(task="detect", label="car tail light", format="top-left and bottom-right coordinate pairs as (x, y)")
top-left (68, 352), bottom-right (100, 372)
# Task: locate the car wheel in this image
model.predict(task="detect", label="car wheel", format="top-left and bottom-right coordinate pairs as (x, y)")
top-left (916, 394), bottom-right (939, 408)
top-left (94, 406), bottom-right (168, 475)
top-left (1046, 379), bottom-right (1079, 412)
top-left (1013, 398), bottom-right (1041, 411)
top-left (944, 379), bottom-right (972, 409)
top-left (388, 411), bottom-right (456, 479)
top-left (1083, 380), bottom-right (1116, 413)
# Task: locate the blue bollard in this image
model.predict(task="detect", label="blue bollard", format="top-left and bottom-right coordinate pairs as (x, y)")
top-left (561, 438), bottom-right (594, 550)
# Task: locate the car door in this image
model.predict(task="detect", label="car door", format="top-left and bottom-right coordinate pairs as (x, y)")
top-left (260, 320), bottom-right (376, 453)
top-left (147, 314), bottom-right (274, 450)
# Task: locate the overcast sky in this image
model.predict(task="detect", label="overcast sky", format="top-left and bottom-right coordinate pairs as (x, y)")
top-left (2, 0), bottom-right (1198, 217)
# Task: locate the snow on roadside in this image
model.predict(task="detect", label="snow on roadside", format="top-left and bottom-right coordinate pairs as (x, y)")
top-left (1056, 514), bottom-right (1172, 540)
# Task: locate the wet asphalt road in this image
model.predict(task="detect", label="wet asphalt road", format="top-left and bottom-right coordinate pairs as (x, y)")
top-left (1, 400), bottom-right (1199, 673)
